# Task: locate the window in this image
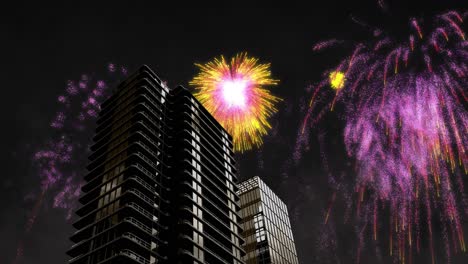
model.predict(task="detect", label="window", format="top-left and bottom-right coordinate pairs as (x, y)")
top-left (192, 193), bottom-right (202, 206)
top-left (255, 227), bottom-right (266, 242)
top-left (193, 230), bottom-right (204, 243)
top-left (193, 245), bottom-right (204, 261)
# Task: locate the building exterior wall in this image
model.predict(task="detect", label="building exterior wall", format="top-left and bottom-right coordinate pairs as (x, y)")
top-left (238, 177), bottom-right (298, 264)
top-left (67, 65), bottom-right (245, 264)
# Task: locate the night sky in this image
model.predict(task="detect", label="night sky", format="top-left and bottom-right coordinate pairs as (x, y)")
top-left (1, 1), bottom-right (467, 263)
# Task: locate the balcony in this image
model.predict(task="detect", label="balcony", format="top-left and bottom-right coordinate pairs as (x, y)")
top-left (130, 176), bottom-right (156, 194)
top-left (128, 188), bottom-right (156, 209)
top-left (124, 217), bottom-right (152, 234)
top-left (119, 249), bottom-right (149, 264)
top-left (122, 232), bottom-right (150, 250)
top-left (127, 202), bottom-right (154, 220)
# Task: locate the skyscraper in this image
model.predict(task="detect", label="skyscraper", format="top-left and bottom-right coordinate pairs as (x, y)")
top-left (237, 176), bottom-right (298, 264)
top-left (67, 65), bottom-right (245, 264)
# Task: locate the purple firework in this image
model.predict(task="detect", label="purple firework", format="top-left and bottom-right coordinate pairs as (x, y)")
top-left (13, 63), bottom-right (127, 264)
top-left (38, 63), bottom-right (128, 217)
top-left (301, 10), bottom-right (467, 264)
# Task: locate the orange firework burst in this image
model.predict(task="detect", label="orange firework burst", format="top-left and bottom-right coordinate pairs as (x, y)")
top-left (190, 53), bottom-right (280, 152)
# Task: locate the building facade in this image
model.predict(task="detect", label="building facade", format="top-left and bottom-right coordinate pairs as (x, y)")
top-left (237, 176), bottom-right (298, 264)
top-left (67, 65), bottom-right (245, 264)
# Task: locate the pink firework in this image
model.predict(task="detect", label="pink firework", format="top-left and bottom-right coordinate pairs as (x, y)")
top-left (301, 10), bottom-right (468, 263)
top-left (13, 63), bottom-right (127, 264)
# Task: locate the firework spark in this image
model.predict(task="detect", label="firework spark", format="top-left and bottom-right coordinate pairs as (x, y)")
top-left (329, 71), bottom-right (346, 90)
top-left (13, 64), bottom-right (127, 264)
top-left (190, 53), bottom-right (281, 152)
top-left (301, 10), bottom-right (468, 263)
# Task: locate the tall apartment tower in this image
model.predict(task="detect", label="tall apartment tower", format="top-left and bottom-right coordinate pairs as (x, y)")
top-left (67, 65), bottom-right (245, 264)
top-left (237, 176), bottom-right (298, 264)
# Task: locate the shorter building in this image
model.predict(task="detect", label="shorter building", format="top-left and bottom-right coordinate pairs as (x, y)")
top-left (237, 176), bottom-right (299, 264)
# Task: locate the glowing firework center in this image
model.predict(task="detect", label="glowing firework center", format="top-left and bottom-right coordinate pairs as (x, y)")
top-left (220, 78), bottom-right (248, 109)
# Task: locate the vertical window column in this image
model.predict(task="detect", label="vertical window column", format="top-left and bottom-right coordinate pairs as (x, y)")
top-left (222, 131), bottom-right (242, 263)
top-left (191, 115), bottom-right (204, 263)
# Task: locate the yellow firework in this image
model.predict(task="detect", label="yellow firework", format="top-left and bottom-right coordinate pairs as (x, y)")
top-left (190, 53), bottom-right (280, 152)
top-left (329, 71), bottom-right (346, 89)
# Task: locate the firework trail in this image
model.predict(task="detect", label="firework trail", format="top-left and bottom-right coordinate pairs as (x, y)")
top-left (13, 63), bottom-right (127, 264)
top-left (300, 10), bottom-right (468, 263)
top-left (190, 52), bottom-right (281, 152)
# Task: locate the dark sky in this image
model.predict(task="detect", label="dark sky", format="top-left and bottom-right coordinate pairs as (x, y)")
top-left (1, 1), bottom-right (467, 263)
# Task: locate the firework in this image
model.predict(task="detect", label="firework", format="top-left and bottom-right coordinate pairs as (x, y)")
top-left (302, 11), bottom-right (468, 263)
top-left (13, 64), bottom-right (127, 264)
top-left (190, 53), bottom-right (280, 152)
top-left (39, 63), bottom-right (127, 217)
top-left (329, 71), bottom-right (346, 90)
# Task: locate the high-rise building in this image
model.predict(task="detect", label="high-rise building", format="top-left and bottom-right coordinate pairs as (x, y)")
top-left (237, 176), bottom-right (298, 264)
top-left (67, 65), bottom-right (245, 264)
